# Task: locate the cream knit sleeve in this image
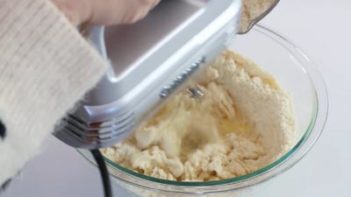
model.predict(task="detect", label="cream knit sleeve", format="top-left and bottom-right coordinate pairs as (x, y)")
top-left (0, 0), bottom-right (107, 185)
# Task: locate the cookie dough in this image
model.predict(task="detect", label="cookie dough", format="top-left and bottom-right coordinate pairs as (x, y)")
top-left (102, 50), bottom-right (295, 181)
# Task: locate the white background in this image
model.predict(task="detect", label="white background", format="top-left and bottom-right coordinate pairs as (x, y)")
top-left (3, 0), bottom-right (351, 196)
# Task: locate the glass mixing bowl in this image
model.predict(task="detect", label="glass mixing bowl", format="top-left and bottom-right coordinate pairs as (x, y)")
top-left (79, 25), bottom-right (328, 197)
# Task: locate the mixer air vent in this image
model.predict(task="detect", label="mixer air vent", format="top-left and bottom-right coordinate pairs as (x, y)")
top-left (60, 111), bottom-right (136, 148)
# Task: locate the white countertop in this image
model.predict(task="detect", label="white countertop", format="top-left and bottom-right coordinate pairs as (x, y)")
top-left (3, 0), bottom-right (351, 196)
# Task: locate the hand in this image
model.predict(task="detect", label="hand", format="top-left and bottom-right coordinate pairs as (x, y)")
top-left (52, 0), bottom-right (160, 26)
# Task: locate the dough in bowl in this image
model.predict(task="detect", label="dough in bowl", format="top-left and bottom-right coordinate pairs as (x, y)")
top-left (102, 50), bottom-right (296, 182)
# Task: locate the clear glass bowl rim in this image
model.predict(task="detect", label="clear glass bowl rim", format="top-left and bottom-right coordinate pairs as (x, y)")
top-left (78, 24), bottom-right (329, 193)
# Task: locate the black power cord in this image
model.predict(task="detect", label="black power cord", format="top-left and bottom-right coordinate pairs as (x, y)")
top-left (91, 149), bottom-right (113, 197)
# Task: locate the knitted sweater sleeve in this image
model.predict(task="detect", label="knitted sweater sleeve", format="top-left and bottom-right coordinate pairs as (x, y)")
top-left (0, 0), bottom-right (107, 185)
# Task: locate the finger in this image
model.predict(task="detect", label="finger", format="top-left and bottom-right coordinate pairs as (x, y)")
top-left (89, 0), bottom-right (161, 25)
top-left (150, 0), bottom-right (161, 9)
top-left (52, 0), bottom-right (91, 26)
top-left (120, 0), bottom-right (161, 24)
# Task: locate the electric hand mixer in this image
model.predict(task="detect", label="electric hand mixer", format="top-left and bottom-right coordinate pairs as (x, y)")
top-left (53, 0), bottom-right (278, 196)
top-left (54, 0), bottom-right (244, 148)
